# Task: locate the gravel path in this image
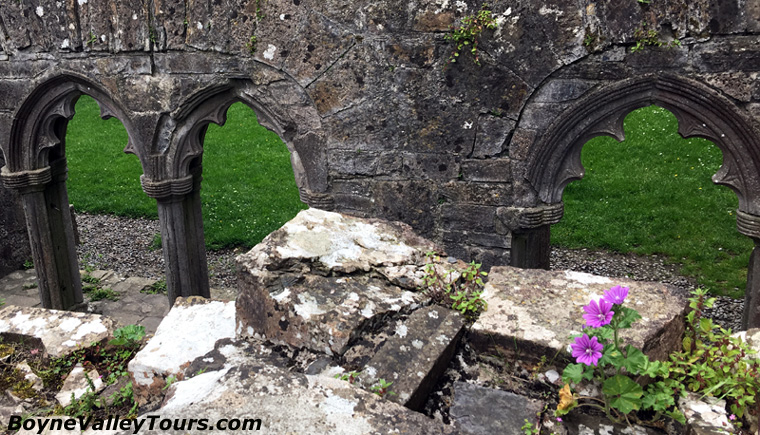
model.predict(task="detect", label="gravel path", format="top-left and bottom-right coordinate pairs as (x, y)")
top-left (74, 212), bottom-right (746, 331)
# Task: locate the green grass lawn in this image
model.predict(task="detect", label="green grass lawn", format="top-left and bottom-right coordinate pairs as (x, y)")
top-left (66, 96), bottom-right (306, 249)
top-left (551, 105), bottom-right (751, 299)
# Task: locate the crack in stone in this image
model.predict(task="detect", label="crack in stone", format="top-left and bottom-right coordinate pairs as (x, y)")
top-left (304, 41), bottom-right (357, 89)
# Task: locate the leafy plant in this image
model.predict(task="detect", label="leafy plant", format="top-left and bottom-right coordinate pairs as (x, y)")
top-left (521, 419), bottom-right (538, 435)
top-left (109, 325), bottom-right (146, 347)
top-left (631, 22), bottom-right (680, 53)
top-left (559, 286), bottom-right (760, 428)
top-left (82, 274), bottom-right (100, 285)
top-left (86, 31), bottom-right (97, 46)
top-left (665, 289), bottom-right (760, 419)
top-left (163, 375), bottom-right (178, 391)
top-left (335, 370), bottom-right (361, 384)
top-left (444, 4), bottom-right (498, 67)
top-left (22, 259), bottom-right (34, 270)
top-left (370, 379), bottom-right (395, 397)
top-left (141, 278), bottom-right (167, 295)
top-left (86, 287), bottom-right (119, 302)
top-left (246, 35), bottom-right (258, 54)
top-left (558, 286), bottom-right (685, 424)
top-left (62, 373), bottom-right (101, 418)
top-left (421, 252), bottom-right (488, 320)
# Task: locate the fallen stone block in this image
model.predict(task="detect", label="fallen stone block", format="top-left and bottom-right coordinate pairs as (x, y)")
top-left (128, 297), bottom-right (235, 405)
top-left (562, 412), bottom-right (669, 434)
top-left (236, 208), bottom-right (439, 355)
top-left (450, 382), bottom-right (544, 434)
top-left (679, 393), bottom-right (735, 435)
top-left (145, 339), bottom-right (453, 435)
top-left (470, 267), bottom-right (687, 364)
top-left (0, 306), bottom-right (114, 358)
top-left (55, 363), bottom-right (104, 408)
top-left (359, 305), bottom-right (465, 411)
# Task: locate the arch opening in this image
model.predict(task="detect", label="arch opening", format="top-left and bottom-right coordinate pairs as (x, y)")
top-left (523, 74), bottom-right (760, 327)
top-left (551, 105), bottom-right (751, 300)
top-left (200, 101), bottom-right (307, 251)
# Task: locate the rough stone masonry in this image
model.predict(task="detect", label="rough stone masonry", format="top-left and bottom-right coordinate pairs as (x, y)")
top-left (3, 0), bottom-right (760, 325)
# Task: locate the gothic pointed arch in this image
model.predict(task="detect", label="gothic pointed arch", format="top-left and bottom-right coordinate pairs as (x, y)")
top-left (527, 74), bottom-right (760, 216)
top-left (6, 73), bottom-right (139, 174)
top-left (155, 79), bottom-right (331, 209)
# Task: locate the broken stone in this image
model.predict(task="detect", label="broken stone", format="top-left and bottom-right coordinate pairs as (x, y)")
top-left (0, 306), bottom-right (114, 358)
top-left (679, 393), bottom-right (735, 435)
top-left (128, 297), bottom-right (236, 405)
top-left (236, 209), bottom-right (439, 355)
top-left (562, 412), bottom-right (668, 434)
top-left (470, 267), bottom-right (687, 364)
top-left (450, 382), bottom-right (544, 434)
top-left (15, 360), bottom-right (43, 393)
top-left (55, 363), bottom-right (104, 408)
top-left (147, 340), bottom-right (453, 434)
top-left (359, 305), bottom-right (465, 411)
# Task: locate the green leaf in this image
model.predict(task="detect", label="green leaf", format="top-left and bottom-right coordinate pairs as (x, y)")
top-left (602, 375), bottom-right (643, 415)
top-left (622, 346), bottom-right (648, 374)
top-left (699, 318), bottom-right (714, 333)
top-left (562, 363), bottom-right (593, 384)
top-left (682, 335), bottom-right (692, 353)
top-left (616, 306), bottom-right (642, 329)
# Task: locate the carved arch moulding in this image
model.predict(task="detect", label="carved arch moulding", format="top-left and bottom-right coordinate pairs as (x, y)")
top-left (525, 73), bottom-right (760, 328)
top-left (148, 80), bottom-right (333, 210)
top-left (527, 74), bottom-right (760, 219)
top-left (3, 73), bottom-right (140, 175)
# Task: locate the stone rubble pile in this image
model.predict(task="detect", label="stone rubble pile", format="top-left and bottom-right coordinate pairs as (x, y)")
top-left (0, 209), bottom-right (753, 434)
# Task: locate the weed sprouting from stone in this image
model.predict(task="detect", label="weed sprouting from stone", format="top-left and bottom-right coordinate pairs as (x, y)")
top-left (421, 252), bottom-right (488, 321)
top-left (444, 5), bottom-right (498, 67)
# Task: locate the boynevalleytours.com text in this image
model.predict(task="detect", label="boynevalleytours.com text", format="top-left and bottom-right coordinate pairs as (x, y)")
top-left (8, 414), bottom-right (263, 433)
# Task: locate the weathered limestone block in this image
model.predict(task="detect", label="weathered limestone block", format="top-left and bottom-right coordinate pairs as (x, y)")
top-left (679, 393), bottom-right (735, 435)
top-left (128, 297), bottom-right (236, 404)
top-left (0, 306), bottom-right (114, 358)
top-left (359, 305), bottom-right (465, 411)
top-left (236, 208), bottom-right (438, 355)
top-left (450, 382), bottom-right (545, 435)
top-left (147, 340), bottom-right (453, 434)
top-left (471, 267), bottom-right (688, 364)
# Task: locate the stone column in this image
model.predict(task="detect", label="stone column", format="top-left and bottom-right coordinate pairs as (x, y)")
top-left (1, 159), bottom-right (83, 310)
top-left (496, 203), bottom-right (564, 270)
top-left (141, 167), bottom-right (210, 304)
top-left (737, 210), bottom-right (760, 329)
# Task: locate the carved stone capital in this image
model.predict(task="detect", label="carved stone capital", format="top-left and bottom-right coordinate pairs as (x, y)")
top-left (737, 210), bottom-right (760, 240)
top-left (140, 174), bottom-right (195, 199)
top-left (299, 188), bottom-right (335, 211)
top-left (496, 203), bottom-right (564, 231)
top-left (1, 166), bottom-right (52, 191)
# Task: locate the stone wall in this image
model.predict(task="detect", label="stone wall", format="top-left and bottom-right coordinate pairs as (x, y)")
top-left (3, 0), bottom-right (760, 317)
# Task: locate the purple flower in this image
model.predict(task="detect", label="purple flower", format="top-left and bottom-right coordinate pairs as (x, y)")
top-left (583, 298), bottom-right (614, 328)
top-left (603, 285), bottom-right (629, 305)
top-left (571, 334), bottom-right (604, 366)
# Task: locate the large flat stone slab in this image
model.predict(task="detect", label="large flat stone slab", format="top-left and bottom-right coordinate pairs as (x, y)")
top-left (236, 209), bottom-right (439, 355)
top-left (0, 305), bottom-right (114, 357)
top-left (128, 297), bottom-right (236, 404)
top-left (471, 267), bottom-right (688, 363)
top-left (450, 382), bottom-right (544, 434)
top-left (360, 305), bottom-right (465, 411)
top-left (143, 340), bottom-right (453, 434)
